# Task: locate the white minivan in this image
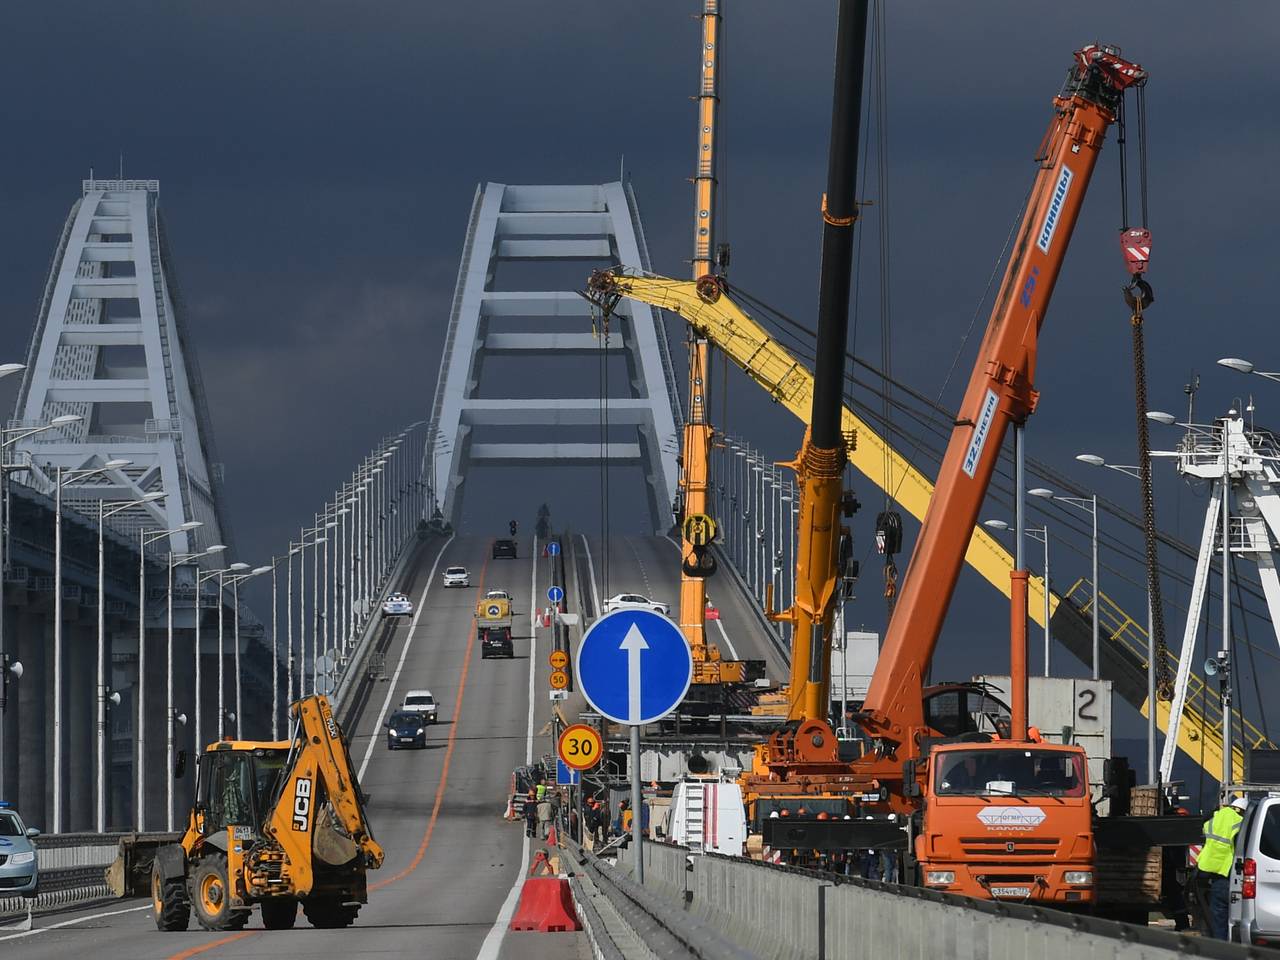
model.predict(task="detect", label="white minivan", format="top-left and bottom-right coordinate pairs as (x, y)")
top-left (1229, 791), bottom-right (1280, 946)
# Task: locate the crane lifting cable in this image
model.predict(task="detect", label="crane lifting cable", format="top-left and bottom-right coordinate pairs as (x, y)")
top-left (1113, 53), bottom-right (1171, 699)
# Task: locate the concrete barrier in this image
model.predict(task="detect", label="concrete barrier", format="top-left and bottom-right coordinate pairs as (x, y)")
top-left (617, 842), bottom-right (1263, 960)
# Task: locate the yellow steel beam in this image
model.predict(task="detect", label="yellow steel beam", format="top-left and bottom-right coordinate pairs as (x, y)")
top-left (605, 272), bottom-right (1244, 780)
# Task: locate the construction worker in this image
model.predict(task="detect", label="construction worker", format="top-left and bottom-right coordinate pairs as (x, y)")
top-left (1199, 796), bottom-right (1248, 939)
top-left (524, 790), bottom-right (538, 838)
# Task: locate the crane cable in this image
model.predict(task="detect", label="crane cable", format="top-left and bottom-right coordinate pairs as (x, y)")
top-left (1119, 82), bottom-right (1171, 699)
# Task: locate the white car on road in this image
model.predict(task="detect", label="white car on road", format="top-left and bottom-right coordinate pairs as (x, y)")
top-left (603, 593), bottom-right (670, 616)
top-left (401, 689), bottom-right (438, 723)
top-left (382, 592), bottom-right (414, 617)
top-left (442, 566), bottom-right (470, 588)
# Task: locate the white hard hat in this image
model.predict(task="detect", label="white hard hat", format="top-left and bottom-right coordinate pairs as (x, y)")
top-left (1232, 796), bottom-right (1249, 811)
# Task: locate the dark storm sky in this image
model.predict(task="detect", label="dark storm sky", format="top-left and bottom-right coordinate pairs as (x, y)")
top-left (2, 2), bottom-right (1278, 722)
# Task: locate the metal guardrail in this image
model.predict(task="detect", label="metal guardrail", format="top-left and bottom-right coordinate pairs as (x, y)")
top-left (0, 832), bottom-right (128, 919)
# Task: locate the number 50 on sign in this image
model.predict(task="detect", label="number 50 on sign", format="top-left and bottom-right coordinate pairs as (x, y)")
top-left (558, 724), bottom-right (603, 771)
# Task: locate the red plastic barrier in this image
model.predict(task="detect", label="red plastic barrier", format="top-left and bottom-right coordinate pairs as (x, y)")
top-left (509, 877), bottom-right (581, 932)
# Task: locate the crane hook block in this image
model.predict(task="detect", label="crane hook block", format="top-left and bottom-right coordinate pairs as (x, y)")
top-left (1123, 277), bottom-right (1155, 312)
top-left (1120, 227), bottom-right (1152, 277)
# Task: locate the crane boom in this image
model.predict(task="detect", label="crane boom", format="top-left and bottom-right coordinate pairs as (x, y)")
top-left (859, 44), bottom-right (1144, 749)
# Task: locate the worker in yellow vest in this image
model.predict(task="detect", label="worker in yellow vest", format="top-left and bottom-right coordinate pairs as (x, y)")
top-left (1199, 796), bottom-right (1248, 939)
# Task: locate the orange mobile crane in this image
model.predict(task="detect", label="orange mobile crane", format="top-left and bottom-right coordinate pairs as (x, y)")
top-left (592, 8), bottom-right (1149, 904)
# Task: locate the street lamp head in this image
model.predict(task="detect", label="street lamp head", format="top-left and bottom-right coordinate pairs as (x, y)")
top-left (324, 521), bottom-right (338, 529)
top-left (50, 414), bottom-right (83, 426)
top-left (103, 459), bottom-right (131, 469)
top-left (982, 519), bottom-right (1010, 531)
top-left (1076, 454), bottom-right (1105, 467)
top-left (1028, 487), bottom-right (1055, 499)
top-left (251, 565), bottom-right (272, 576)
top-left (0, 363), bottom-right (25, 379)
top-left (204, 544), bottom-right (227, 555)
top-left (1146, 411), bottom-right (1177, 426)
top-left (228, 562), bottom-right (250, 572)
top-left (174, 712), bottom-right (188, 726)
top-left (141, 492), bottom-right (167, 502)
top-left (1219, 358), bottom-right (1255, 375)
top-left (6, 660), bottom-right (22, 680)
top-left (108, 690), bottom-right (120, 706)
top-left (177, 521), bottom-right (203, 532)
top-left (313, 536), bottom-right (328, 545)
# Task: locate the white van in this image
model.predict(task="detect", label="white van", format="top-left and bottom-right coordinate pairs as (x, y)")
top-left (1229, 790), bottom-right (1280, 946)
top-left (668, 778), bottom-right (746, 857)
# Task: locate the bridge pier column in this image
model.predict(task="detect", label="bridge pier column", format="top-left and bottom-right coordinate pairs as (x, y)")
top-left (16, 607), bottom-right (48, 827)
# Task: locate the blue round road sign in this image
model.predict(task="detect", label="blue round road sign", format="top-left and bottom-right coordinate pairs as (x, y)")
top-left (575, 609), bottom-right (692, 726)
top-left (548, 585), bottom-right (565, 604)
top-left (547, 541), bottom-right (561, 556)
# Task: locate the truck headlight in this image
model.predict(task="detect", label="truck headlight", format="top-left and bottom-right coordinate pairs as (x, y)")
top-left (417, 728), bottom-right (425, 735)
top-left (389, 729), bottom-right (398, 737)
top-left (10, 851), bottom-right (34, 866)
top-left (925, 870), bottom-right (954, 886)
top-left (1064, 871), bottom-right (1093, 885)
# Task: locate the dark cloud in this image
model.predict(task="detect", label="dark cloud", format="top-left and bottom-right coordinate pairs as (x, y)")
top-left (2, 2), bottom-right (1278, 736)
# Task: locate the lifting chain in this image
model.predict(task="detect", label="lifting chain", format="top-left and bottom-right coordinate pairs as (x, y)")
top-left (1128, 281), bottom-right (1173, 699)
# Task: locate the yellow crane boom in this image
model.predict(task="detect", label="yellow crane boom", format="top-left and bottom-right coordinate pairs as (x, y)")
top-left (587, 268), bottom-right (1240, 779)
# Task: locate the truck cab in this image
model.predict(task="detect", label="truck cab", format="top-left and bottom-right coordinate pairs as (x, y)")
top-left (916, 741), bottom-right (1094, 905)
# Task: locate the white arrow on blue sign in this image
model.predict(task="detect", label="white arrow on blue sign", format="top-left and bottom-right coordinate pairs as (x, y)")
top-left (575, 609), bottom-right (692, 726)
top-left (556, 758), bottom-right (580, 786)
top-left (547, 585), bottom-right (565, 604)
top-left (547, 542), bottom-right (561, 556)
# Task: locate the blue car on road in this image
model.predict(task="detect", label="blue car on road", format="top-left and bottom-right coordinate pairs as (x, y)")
top-left (0, 803), bottom-right (39, 897)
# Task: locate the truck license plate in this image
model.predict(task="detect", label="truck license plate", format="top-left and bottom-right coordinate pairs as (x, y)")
top-left (400, 737), bottom-right (414, 743)
top-left (990, 886), bottom-right (1031, 898)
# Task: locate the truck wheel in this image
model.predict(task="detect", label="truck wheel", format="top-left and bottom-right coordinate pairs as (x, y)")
top-left (260, 897), bottom-right (298, 930)
top-left (152, 865), bottom-right (190, 931)
top-left (302, 897), bottom-right (360, 928)
top-left (191, 854), bottom-right (250, 931)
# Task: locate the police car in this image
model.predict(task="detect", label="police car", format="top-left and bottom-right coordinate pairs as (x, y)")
top-left (381, 592), bottom-right (414, 617)
top-left (0, 802), bottom-right (39, 897)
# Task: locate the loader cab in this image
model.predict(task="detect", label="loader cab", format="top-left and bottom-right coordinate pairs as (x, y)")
top-left (195, 746), bottom-right (291, 834)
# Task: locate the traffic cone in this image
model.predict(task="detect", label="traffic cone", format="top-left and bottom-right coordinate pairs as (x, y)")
top-left (546, 823), bottom-right (558, 847)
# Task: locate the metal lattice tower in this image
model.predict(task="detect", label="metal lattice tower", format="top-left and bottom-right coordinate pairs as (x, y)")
top-left (427, 181), bottom-right (682, 532)
top-left (10, 178), bottom-right (231, 555)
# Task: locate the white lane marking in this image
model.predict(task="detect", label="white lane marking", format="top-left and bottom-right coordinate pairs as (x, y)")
top-left (0, 904), bottom-right (150, 942)
top-left (357, 535), bottom-right (454, 782)
top-left (624, 536), bottom-right (653, 596)
top-left (580, 533), bottom-right (601, 616)
top-left (662, 534), bottom-right (740, 660)
top-left (474, 536), bottom-right (539, 960)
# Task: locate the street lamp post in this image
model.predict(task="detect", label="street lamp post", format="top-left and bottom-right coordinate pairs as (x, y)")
top-left (1029, 487), bottom-right (1100, 679)
top-left (166, 543), bottom-right (224, 830)
top-left (225, 565), bottom-right (271, 738)
top-left (216, 563), bottom-right (249, 737)
top-left (52, 457), bottom-right (131, 832)
top-left (137, 519), bottom-right (201, 831)
top-left (194, 564), bottom-right (232, 759)
top-left (95, 491), bottom-right (167, 831)
top-left (1077, 453), bottom-right (1161, 784)
top-left (0, 406), bottom-right (83, 802)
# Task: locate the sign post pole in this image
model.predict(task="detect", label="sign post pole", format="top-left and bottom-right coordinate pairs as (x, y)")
top-left (575, 609), bottom-right (691, 886)
top-left (631, 724), bottom-right (643, 883)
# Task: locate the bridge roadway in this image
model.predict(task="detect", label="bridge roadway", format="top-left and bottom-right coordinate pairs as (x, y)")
top-left (0, 536), bottom-right (588, 960)
top-left (577, 533), bottom-right (789, 681)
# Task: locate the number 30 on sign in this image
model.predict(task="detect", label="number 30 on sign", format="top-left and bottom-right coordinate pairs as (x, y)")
top-left (558, 724), bottom-right (603, 771)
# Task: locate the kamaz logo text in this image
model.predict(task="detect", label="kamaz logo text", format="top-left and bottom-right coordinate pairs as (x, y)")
top-left (1036, 166), bottom-right (1073, 253)
top-left (291, 778), bottom-right (313, 832)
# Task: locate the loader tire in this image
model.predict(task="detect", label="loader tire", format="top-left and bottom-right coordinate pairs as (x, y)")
top-left (260, 897), bottom-right (298, 930)
top-left (190, 853), bottom-right (251, 931)
top-left (151, 865), bottom-right (190, 932)
top-left (302, 897), bottom-right (360, 928)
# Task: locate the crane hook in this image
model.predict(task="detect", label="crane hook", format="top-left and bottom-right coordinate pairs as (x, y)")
top-left (1123, 277), bottom-right (1154, 312)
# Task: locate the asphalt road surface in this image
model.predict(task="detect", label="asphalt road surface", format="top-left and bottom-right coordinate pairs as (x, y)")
top-left (0, 536), bottom-right (588, 960)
